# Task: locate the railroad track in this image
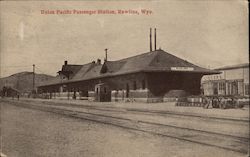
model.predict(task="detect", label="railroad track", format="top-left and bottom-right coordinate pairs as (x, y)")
top-left (2, 99), bottom-right (249, 154)
top-left (18, 99), bottom-right (249, 125)
top-left (18, 99), bottom-right (249, 138)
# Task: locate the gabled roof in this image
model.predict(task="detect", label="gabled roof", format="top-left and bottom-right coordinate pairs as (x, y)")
top-left (61, 64), bottom-right (82, 73)
top-left (100, 60), bottom-right (126, 73)
top-left (58, 64), bottom-right (82, 79)
top-left (146, 50), bottom-right (217, 73)
top-left (110, 50), bottom-right (158, 74)
top-left (71, 63), bottom-right (94, 80)
top-left (70, 63), bottom-right (103, 82)
top-left (38, 49), bottom-right (219, 87)
top-left (96, 49), bottom-right (219, 76)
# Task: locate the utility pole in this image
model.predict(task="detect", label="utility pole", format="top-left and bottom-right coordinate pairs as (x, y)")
top-left (150, 28), bottom-right (152, 51)
top-left (33, 64), bottom-right (35, 93)
top-left (154, 28), bottom-right (157, 51)
top-left (0, 95), bottom-right (2, 157)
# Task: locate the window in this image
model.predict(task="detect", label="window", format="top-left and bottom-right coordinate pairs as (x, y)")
top-left (245, 84), bottom-right (249, 95)
top-left (63, 87), bottom-right (66, 92)
top-left (133, 81), bottom-right (137, 90)
top-left (222, 82), bottom-right (225, 91)
top-left (232, 81), bottom-right (238, 95)
top-left (213, 82), bottom-right (218, 95)
top-left (219, 82), bottom-right (225, 91)
top-left (142, 80), bottom-right (146, 89)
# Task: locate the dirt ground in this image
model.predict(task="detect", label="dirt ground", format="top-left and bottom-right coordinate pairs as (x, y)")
top-left (0, 103), bottom-right (247, 157)
top-left (17, 98), bottom-right (249, 120)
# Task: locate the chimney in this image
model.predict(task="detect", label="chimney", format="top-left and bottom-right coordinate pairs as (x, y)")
top-left (154, 28), bottom-right (157, 51)
top-left (64, 60), bottom-right (68, 65)
top-left (97, 59), bottom-right (101, 65)
top-left (150, 28), bottom-right (152, 51)
top-left (104, 48), bottom-right (108, 61)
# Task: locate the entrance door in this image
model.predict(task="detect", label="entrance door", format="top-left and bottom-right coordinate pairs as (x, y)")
top-left (231, 81), bottom-right (238, 95)
top-left (126, 83), bottom-right (129, 98)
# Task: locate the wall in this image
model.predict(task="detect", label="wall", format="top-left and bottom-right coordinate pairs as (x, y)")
top-left (224, 68), bottom-right (244, 80)
top-left (147, 72), bottom-right (203, 102)
top-left (106, 73), bottom-right (149, 102)
top-left (69, 73), bottom-right (149, 102)
top-left (38, 71), bottom-right (204, 102)
top-left (201, 66), bottom-right (249, 97)
top-left (243, 67), bottom-right (249, 83)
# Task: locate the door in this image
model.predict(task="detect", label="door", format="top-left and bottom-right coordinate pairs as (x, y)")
top-left (126, 83), bottom-right (129, 98)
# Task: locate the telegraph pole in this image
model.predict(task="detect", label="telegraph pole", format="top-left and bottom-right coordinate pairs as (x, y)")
top-left (154, 28), bottom-right (157, 51)
top-left (150, 28), bottom-right (152, 51)
top-left (33, 64), bottom-right (35, 93)
top-left (0, 94), bottom-right (2, 157)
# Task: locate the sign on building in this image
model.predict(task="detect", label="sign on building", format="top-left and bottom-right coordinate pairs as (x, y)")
top-left (171, 67), bottom-right (194, 71)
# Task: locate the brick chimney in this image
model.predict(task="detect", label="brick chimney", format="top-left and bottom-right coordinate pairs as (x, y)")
top-left (104, 48), bottom-right (108, 61)
top-left (64, 60), bottom-right (68, 65)
top-left (97, 59), bottom-right (101, 65)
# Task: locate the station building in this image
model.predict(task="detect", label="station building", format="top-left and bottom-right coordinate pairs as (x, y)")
top-left (37, 48), bottom-right (218, 102)
top-left (201, 63), bottom-right (249, 97)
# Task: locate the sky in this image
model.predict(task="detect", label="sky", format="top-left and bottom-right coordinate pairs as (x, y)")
top-left (0, 0), bottom-right (248, 77)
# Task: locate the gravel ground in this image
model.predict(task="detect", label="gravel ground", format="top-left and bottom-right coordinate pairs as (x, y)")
top-left (1, 102), bottom-right (247, 157)
top-left (22, 100), bottom-right (248, 138)
top-left (16, 98), bottom-right (249, 120)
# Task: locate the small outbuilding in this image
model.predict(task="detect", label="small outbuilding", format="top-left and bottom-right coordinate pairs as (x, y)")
top-left (95, 83), bottom-right (111, 102)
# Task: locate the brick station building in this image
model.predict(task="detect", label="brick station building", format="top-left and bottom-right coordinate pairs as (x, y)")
top-left (37, 49), bottom-right (218, 102)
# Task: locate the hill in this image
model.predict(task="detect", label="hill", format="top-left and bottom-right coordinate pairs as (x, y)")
top-left (0, 71), bottom-right (55, 93)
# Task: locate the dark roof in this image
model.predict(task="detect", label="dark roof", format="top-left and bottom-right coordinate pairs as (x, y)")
top-left (103, 49), bottom-right (217, 75)
top-left (72, 63), bottom-right (103, 82)
top-left (101, 60), bottom-right (126, 73)
top-left (61, 64), bottom-right (82, 73)
top-left (38, 49), bottom-right (219, 87)
top-left (59, 64), bottom-right (82, 78)
top-left (71, 63), bottom-right (94, 80)
top-left (214, 63), bottom-right (249, 70)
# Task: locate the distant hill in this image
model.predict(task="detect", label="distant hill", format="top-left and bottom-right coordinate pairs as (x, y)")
top-left (0, 71), bottom-right (55, 92)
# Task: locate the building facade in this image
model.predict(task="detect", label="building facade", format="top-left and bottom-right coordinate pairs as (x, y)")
top-left (38, 49), bottom-right (218, 102)
top-left (201, 63), bottom-right (249, 97)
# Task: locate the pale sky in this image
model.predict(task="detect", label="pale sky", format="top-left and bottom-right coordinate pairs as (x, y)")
top-left (0, 0), bottom-right (248, 77)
